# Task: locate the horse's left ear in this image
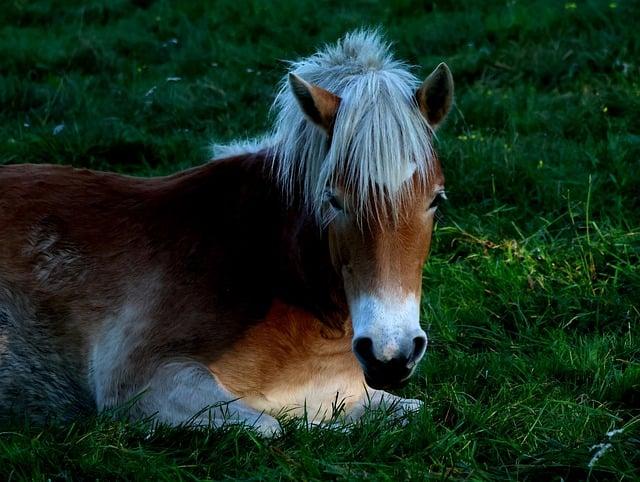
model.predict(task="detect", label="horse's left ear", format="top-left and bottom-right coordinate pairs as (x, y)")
top-left (289, 73), bottom-right (341, 134)
top-left (416, 63), bottom-right (454, 129)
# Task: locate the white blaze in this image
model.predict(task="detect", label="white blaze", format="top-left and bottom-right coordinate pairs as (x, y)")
top-left (375, 161), bottom-right (417, 196)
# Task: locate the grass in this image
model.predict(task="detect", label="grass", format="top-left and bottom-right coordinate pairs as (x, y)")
top-left (1, 0), bottom-right (639, 479)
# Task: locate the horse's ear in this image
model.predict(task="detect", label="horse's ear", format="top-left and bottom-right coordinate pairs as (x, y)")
top-left (416, 62), bottom-right (454, 129)
top-left (289, 73), bottom-right (341, 134)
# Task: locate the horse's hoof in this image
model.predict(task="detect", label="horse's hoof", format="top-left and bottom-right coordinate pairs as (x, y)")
top-left (252, 416), bottom-right (282, 438)
top-left (397, 398), bottom-right (423, 415)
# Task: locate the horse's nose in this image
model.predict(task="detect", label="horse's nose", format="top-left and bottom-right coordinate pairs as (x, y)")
top-left (353, 334), bottom-right (427, 365)
top-left (352, 333), bottom-right (427, 388)
top-left (353, 337), bottom-right (377, 364)
top-left (409, 334), bottom-right (428, 367)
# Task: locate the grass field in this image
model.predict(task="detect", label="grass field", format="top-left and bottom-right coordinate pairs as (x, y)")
top-left (1, 0), bottom-right (639, 479)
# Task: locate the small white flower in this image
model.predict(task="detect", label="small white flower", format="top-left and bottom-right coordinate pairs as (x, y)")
top-left (606, 428), bottom-right (624, 438)
top-left (588, 443), bottom-right (612, 468)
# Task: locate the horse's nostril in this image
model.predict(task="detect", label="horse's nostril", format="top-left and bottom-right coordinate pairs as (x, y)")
top-left (411, 336), bottom-right (427, 364)
top-left (353, 337), bottom-right (376, 364)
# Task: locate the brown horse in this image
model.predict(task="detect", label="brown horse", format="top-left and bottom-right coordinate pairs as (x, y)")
top-left (0, 30), bottom-right (453, 433)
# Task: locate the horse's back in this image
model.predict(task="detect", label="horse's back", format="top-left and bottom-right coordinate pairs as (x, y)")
top-left (0, 163), bottom-right (149, 298)
top-left (0, 163), bottom-right (151, 221)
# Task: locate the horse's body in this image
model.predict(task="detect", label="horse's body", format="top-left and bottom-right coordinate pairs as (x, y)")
top-left (0, 156), bottom-right (364, 427)
top-left (0, 31), bottom-right (452, 432)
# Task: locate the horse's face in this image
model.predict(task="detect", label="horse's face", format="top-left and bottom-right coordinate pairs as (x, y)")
top-left (290, 63), bottom-right (453, 389)
top-left (325, 169), bottom-right (445, 389)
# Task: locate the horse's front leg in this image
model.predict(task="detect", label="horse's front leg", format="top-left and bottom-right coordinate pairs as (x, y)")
top-left (345, 387), bottom-right (423, 422)
top-left (134, 361), bottom-right (281, 436)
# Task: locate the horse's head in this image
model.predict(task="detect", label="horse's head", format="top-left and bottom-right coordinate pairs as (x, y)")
top-left (287, 58), bottom-right (454, 389)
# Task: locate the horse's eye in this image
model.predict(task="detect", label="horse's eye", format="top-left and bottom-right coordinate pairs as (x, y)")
top-left (328, 193), bottom-right (344, 211)
top-left (429, 191), bottom-right (447, 210)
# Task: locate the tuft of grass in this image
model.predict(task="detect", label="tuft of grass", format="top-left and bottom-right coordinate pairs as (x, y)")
top-left (1, 0), bottom-right (639, 479)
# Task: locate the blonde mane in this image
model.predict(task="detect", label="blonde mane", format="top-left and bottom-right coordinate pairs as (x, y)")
top-left (215, 29), bottom-right (435, 222)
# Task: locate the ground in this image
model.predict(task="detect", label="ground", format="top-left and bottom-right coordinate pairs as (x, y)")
top-left (1, 0), bottom-right (639, 480)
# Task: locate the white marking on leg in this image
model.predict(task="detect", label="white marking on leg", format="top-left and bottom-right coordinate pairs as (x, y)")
top-left (141, 362), bottom-right (280, 435)
top-left (346, 387), bottom-right (423, 422)
top-left (90, 303), bottom-right (150, 410)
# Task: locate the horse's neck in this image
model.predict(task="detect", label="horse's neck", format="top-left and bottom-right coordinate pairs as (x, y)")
top-left (267, 159), bottom-right (349, 328)
top-left (169, 153), bottom-right (348, 328)
top-left (276, 197), bottom-right (349, 329)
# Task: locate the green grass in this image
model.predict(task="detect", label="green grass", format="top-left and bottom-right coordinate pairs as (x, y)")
top-left (1, 0), bottom-right (639, 479)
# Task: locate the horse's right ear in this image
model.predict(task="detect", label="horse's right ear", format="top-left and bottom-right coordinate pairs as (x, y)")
top-left (289, 73), bottom-right (341, 135)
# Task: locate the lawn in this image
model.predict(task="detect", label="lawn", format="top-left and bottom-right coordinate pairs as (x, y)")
top-left (1, 0), bottom-right (639, 479)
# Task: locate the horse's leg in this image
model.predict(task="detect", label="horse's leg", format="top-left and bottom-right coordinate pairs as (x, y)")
top-left (130, 361), bottom-right (281, 435)
top-left (345, 387), bottom-right (423, 422)
top-left (0, 291), bottom-right (95, 424)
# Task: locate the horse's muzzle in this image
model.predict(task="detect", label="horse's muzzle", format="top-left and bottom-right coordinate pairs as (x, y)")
top-left (362, 363), bottom-right (413, 390)
top-left (353, 335), bottom-right (427, 389)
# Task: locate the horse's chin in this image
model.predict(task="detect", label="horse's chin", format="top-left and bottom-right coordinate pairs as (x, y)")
top-left (364, 372), bottom-right (412, 391)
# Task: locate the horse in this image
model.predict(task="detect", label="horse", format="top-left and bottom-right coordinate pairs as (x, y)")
top-left (0, 30), bottom-right (453, 434)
